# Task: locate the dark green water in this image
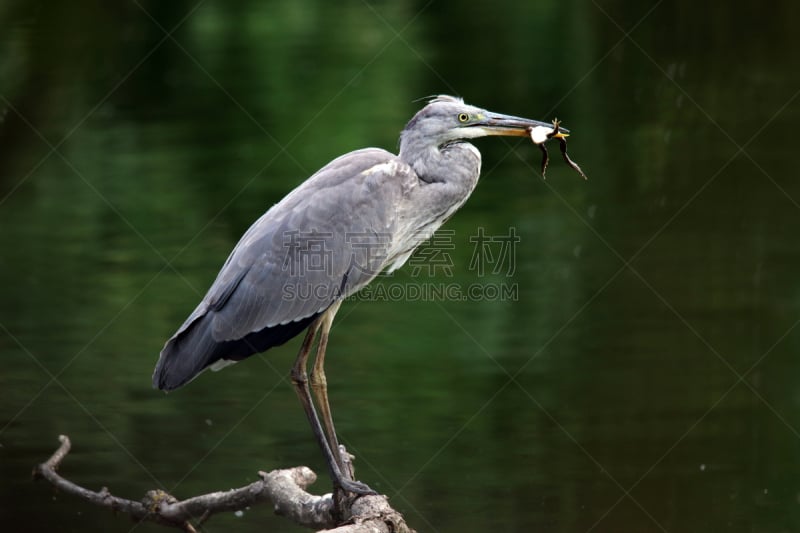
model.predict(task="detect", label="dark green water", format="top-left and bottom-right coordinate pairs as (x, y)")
top-left (2, 1), bottom-right (800, 532)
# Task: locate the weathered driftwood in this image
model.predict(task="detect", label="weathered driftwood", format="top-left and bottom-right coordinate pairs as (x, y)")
top-left (33, 435), bottom-right (414, 532)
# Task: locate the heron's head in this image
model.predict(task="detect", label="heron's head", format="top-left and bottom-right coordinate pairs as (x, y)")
top-left (399, 95), bottom-right (564, 156)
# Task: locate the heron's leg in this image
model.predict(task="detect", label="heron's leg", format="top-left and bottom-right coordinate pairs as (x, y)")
top-left (309, 300), bottom-right (344, 471)
top-left (290, 312), bottom-right (375, 496)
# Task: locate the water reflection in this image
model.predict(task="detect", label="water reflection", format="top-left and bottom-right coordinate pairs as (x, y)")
top-left (2, 1), bottom-right (800, 532)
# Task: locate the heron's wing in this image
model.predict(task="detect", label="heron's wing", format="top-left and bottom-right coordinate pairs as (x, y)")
top-left (185, 148), bottom-right (414, 343)
top-left (153, 148), bottom-right (417, 390)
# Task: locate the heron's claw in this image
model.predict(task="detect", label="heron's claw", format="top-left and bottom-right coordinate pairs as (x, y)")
top-left (336, 478), bottom-right (378, 496)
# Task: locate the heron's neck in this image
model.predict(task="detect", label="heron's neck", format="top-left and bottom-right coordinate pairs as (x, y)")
top-left (399, 141), bottom-right (481, 186)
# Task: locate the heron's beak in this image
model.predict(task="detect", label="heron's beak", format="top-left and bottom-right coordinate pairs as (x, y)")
top-left (477, 111), bottom-right (570, 137)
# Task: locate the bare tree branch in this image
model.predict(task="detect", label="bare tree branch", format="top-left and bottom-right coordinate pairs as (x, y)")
top-left (33, 435), bottom-right (414, 532)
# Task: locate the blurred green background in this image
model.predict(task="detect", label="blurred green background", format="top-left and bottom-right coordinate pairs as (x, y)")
top-left (2, 1), bottom-right (800, 532)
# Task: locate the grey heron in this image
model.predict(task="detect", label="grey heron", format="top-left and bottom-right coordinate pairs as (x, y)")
top-left (153, 95), bottom-right (565, 495)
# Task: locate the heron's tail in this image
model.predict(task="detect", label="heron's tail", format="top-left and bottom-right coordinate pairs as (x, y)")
top-left (153, 312), bottom-right (222, 391)
top-left (153, 309), bottom-right (322, 391)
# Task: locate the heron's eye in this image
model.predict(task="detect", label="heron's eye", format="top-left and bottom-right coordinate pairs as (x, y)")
top-left (457, 113), bottom-right (469, 123)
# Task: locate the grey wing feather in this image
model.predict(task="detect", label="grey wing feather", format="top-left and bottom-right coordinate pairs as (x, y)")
top-left (206, 148), bottom-right (407, 337)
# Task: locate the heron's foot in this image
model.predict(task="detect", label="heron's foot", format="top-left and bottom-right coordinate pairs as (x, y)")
top-left (336, 477), bottom-right (378, 496)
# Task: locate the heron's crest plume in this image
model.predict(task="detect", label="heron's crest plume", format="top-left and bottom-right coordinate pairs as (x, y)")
top-left (410, 94), bottom-right (464, 105)
top-left (426, 94), bottom-right (464, 105)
